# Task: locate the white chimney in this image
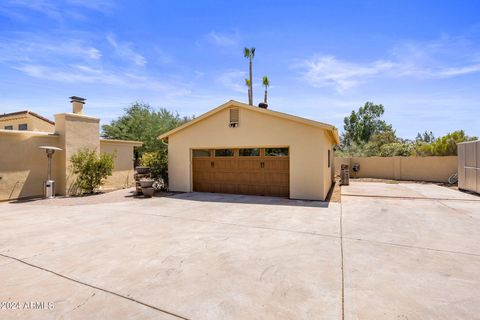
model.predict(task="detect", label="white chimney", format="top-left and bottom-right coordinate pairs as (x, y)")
top-left (70, 96), bottom-right (86, 114)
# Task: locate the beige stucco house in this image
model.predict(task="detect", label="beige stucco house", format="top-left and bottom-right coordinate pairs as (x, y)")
top-left (0, 97), bottom-right (142, 201)
top-left (159, 100), bottom-right (339, 201)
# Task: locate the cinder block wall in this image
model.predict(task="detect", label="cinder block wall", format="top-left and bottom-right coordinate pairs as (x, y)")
top-left (334, 156), bottom-right (458, 183)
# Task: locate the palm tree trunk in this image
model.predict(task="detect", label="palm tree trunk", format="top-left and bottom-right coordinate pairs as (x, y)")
top-left (264, 88), bottom-right (267, 104)
top-left (249, 59), bottom-right (253, 105)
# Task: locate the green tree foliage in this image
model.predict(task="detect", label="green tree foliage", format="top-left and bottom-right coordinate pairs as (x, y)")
top-left (70, 149), bottom-right (115, 194)
top-left (338, 102), bottom-right (477, 157)
top-left (102, 102), bottom-right (191, 154)
top-left (415, 131), bottom-right (435, 143)
top-left (414, 130), bottom-right (477, 156)
top-left (102, 102), bottom-right (192, 185)
top-left (342, 102), bottom-right (391, 146)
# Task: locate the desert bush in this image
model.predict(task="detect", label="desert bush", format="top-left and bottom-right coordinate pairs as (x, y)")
top-left (70, 149), bottom-right (115, 194)
top-left (140, 151), bottom-right (168, 189)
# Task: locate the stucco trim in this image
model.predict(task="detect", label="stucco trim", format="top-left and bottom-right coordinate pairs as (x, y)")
top-left (0, 129), bottom-right (59, 137)
top-left (158, 100), bottom-right (340, 144)
top-left (100, 139), bottom-right (143, 146)
top-left (0, 110), bottom-right (55, 125)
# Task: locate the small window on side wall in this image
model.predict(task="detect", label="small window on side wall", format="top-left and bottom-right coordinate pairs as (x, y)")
top-left (239, 148), bottom-right (260, 156)
top-left (265, 148), bottom-right (289, 156)
top-left (4, 125), bottom-right (13, 130)
top-left (328, 149), bottom-right (331, 168)
top-left (229, 108), bottom-right (239, 128)
top-left (215, 149), bottom-right (234, 157)
top-left (18, 123), bottom-right (28, 131)
top-left (192, 149), bottom-right (210, 157)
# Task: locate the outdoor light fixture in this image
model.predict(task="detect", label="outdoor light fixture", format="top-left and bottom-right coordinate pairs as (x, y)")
top-left (39, 146), bottom-right (62, 199)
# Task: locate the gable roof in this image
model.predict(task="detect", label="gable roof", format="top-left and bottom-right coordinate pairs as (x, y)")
top-left (0, 110), bottom-right (55, 125)
top-left (158, 100), bottom-right (340, 144)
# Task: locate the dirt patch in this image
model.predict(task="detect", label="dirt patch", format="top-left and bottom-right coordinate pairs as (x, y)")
top-left (326, 179), bottom-right (341, 203)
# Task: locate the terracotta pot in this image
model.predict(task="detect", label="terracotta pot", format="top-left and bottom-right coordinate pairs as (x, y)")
top-left (141, 187), bottom-right (155, 198)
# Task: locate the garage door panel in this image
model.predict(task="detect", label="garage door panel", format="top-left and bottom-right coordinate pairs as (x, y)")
top-left (264, 185), bottom-right (289, 197)
top-left (192, 148), bottom-right (289, 197)
top-left (264, 172), bottom-right (289, 184)
top-left (237, 184), bottom-right (265, 195)
top-left (214, 159), bottom-right (237, 170)
top-left (213, 183), bottom-right (237, 194)
top-left (192, 159), bottom-right (211, 170)
top-left (238, 159), bottom-right (261, 170)
top-left (237, 172), bottom-right (264, 184)
top-left (264, 158), bottom-right (289, 171)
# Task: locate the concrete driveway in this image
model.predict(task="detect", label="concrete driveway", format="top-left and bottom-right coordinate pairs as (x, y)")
top-left (0, 183), bottom-right (479, 319)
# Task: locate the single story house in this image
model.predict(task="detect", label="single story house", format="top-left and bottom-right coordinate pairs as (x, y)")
top-left (159, 100), bottom-right (339, 201)
top-left (0, 97), bottom-right (142, 201)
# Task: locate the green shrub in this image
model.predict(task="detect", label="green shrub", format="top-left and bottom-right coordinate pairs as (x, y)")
top-left (140, 151), bottom-right (168, 188)
top-left (70, 149), bottom-right (115, 194)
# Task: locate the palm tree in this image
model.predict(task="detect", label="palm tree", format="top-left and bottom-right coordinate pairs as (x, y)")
top-left (262, 76), bottom-right (270, 104)
top-left (244, 78), bottom-right (251, 103)
top-left (243, 47), bottom-right (255, 105)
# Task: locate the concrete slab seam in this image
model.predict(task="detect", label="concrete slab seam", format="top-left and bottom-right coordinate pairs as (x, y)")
top-left (0, 253), bottom-right (191, 320)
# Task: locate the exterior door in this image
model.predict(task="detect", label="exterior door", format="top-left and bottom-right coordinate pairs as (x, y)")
top-left (192, 148), bottom-right (289, 197)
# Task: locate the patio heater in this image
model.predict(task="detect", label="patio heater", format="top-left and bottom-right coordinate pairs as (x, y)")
top-left (39, 146), bottom-right (62, 199)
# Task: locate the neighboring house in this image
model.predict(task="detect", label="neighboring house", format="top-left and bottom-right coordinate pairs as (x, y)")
top-left (0, 110), bottom-right (55, 132)
top-left (159, 100), bottom-right (339, 201)
top-left (0, 97), bottom-right (142, 201)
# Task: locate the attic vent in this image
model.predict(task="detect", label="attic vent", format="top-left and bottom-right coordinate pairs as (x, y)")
top-left (229, 108), bottom-right (239, 128)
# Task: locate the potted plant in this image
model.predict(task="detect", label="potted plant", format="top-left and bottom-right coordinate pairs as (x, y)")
top-left (135, 166), bottom-right (151, 175)
top-left (141, 186), bottom-right (155, 198)
top-left (139, 178), bottom-right (154, 188)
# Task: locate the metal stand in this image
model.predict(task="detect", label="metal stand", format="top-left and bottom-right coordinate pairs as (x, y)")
top-left (39, 146), bottom-right (62, 199)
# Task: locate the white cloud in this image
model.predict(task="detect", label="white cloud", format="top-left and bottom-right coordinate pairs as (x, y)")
top-left (295, 55), bottom-right (395, 91)
top-left (0, 0), bottom-right (115, 21)
top-left (217, 70), bottom-right (247, 93)
top-left (205, 30), bottom-right (240, 47)
top-left (106, 33), bottom-right (146, 67)
top-left (0, 35), bottom-right (102, 62)
top-left (14, 63), bottom-right (189, 94)
top-left (295, 36), bottom-right (480, 91)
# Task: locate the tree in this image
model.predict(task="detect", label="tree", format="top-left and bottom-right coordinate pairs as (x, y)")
top-left (70, 149), bottom-right (115, 194)
top-left (102, 102), bottom-right (192, 184)
top-left (342, 102), bottom-right (391, 146)
top-left (262, 76), bottom-right (270, 104)
top-left (414, 130), bottom-right (477, 156)
top-left (415, 131), bottom-right (435, 143)
top-left (243, 47), bottom-right (255, 105)
top-left (244, 78), bottom-right (251, 104)
top-left (102, 102), bottom-right (191, 155)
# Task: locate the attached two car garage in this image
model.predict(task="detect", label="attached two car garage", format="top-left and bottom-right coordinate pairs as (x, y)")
top-left (159, 100), bottom-right (339, 201)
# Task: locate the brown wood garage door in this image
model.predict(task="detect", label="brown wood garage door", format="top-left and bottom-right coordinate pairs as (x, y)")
top-left (192, 148), bottom-right (289, 197)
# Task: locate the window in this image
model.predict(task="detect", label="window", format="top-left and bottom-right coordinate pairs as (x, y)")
top-left (192, 149), bottom-right (210, 157)
top-left (328, 150), bottom-right (331, 168)
top-left (4, 125), bottom-right (13, 130)
top-left (18, 123), bottom-right (28, 131)
top-left (239, 148), bottom-right (260, 156)
top-left (265, 148), bottom-right (289, 156)
top-left (215, 149), bottom-right (234, 157)
top-left (229, 108), bottom-right (239, 127)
